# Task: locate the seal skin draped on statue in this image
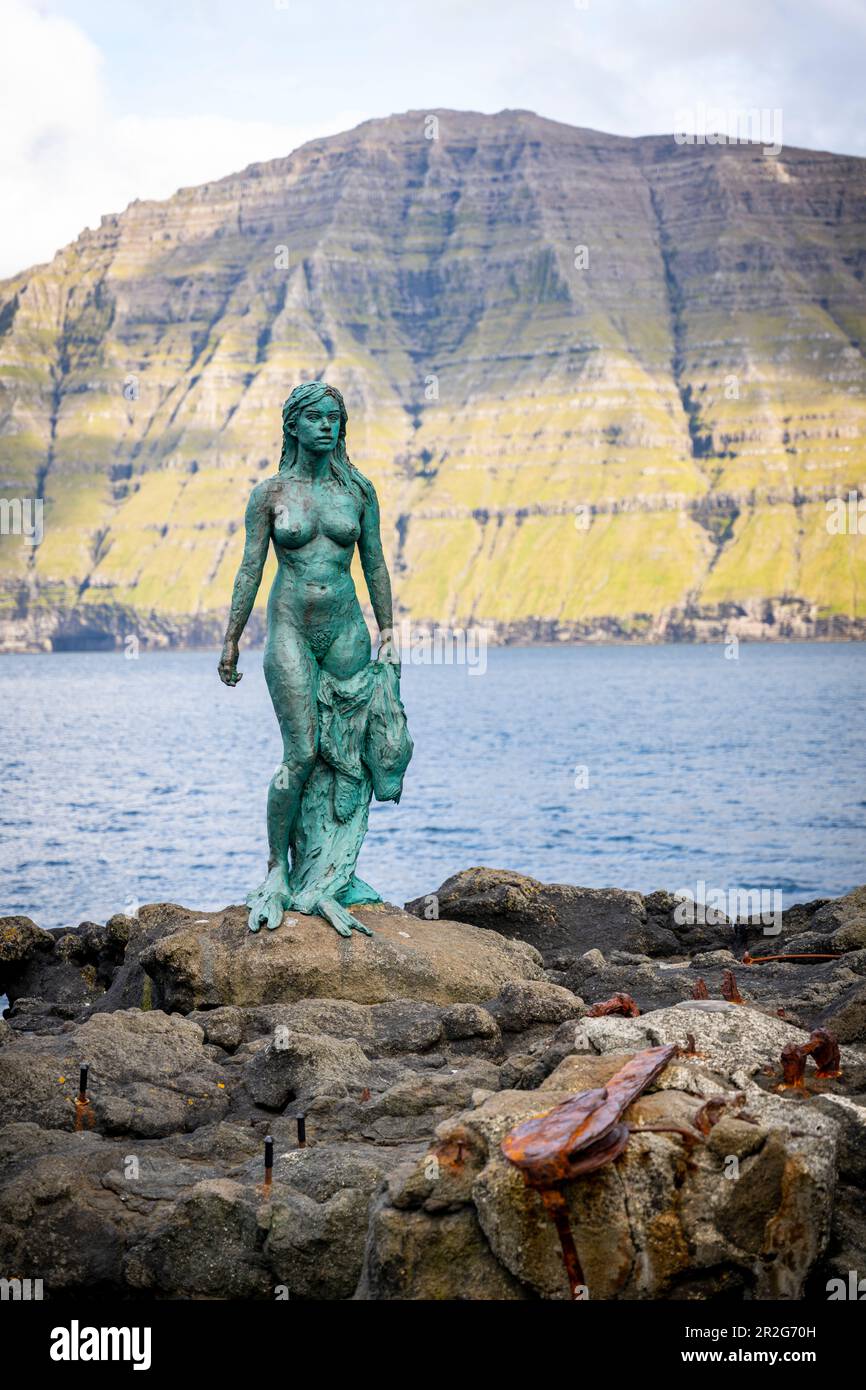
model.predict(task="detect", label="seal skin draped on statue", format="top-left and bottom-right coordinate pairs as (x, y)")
top-left (287, 661), bottom-right (412, 933)
top-left (217, 381), bottom-right (413, 938)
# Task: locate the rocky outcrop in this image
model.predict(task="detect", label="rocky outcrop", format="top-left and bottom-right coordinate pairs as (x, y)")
top-left (1, 874), bottom-right (865, 1300)
top-left (407, 870), bottom-right (656, 963)
top-left (139, 901), bottom-right (544, 1010)
top-left (366, 1012), bottom-right (842, 1301)
top-left (407, 868), bottom-right (861, 975)
top-left (0, 1010), bottom-right (231, 1137)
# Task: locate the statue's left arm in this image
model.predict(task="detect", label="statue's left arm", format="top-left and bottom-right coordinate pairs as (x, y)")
top-left (357, 484), bottom-right (394, 659)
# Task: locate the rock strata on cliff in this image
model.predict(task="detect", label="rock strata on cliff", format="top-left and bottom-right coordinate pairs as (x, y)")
top-left (1, 110), bottom-right (865, 651)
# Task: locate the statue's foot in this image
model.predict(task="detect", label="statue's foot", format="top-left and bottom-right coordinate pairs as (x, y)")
top-left (245, 866), bottom-right (290, 934)
top-left (318, 896), bottom-right (374, 939)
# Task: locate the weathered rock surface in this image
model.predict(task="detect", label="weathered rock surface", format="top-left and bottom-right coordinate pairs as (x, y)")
top-left (140, 901), bottom-right (543, 1009)
top-left (406, 868), bottom-right (808, 966)
top-left (407, 871), bottom-right (866, 970)
top-left (567, 1004), bottom-right (863, 1088)
top-left (191, 996), bottom-right (503, 1060)
top-left (0, 1009), bottom-right (231, 1137)
top-left (364, 1012), bottom-right (843, 1300)
top-left (0, 915), bottom-right (109, 1011)
top-left (484, 979), bottom-right (585, 1032)
top-left (1, 876), bottom-right (865, 1301)
top-left (407, 869), bottom-right (654, 964)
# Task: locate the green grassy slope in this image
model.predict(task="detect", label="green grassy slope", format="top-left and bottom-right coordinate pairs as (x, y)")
top-left (0, 111), bottom-right (864, 649)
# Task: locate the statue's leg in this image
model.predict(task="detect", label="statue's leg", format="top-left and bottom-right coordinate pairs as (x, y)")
top-left (246, 630), bottom-right (318, 933)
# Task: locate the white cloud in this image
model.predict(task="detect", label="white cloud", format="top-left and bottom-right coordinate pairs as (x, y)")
top-left (1, 0), bottom-right (863, 281)
top-left (0, 0), bottom-right (355, 279)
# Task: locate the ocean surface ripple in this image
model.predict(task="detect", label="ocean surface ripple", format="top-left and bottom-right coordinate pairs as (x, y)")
top-left (1, 642), bottom-right (864, 931)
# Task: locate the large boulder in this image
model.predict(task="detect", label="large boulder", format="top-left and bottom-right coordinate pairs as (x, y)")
top-left (140, 902), bottom-right (543, 1010)
top-left (124, 1179), bottom-right (273, 1298)
top-left (405, 868), bottom-right (744, 964)
top-left (362, 1015), bottom-right (842, 1300)
top-left (263, 1143), bottom-right (405, 1300)
top-left (819, 978), bottom-right (866, 1044)
top-left (0, 1119), bottom-right (269, 1297)
top-left (0, 916), bottom-right (106, 1012)
top-left (0, 1009), bottom-right (231, 1137)
top-left (296, 1058), bottom-right (502, 1146)
top-left (94, 906), bottom-right (196, 1011)
top-left (245, 1032), bottom-right (373, 1109)
top-left (484, 979), bottom-right (584, 1032)
top-left (358, 1194), bottom-right (529, 1300)
top-left (471, 1088), bottom-right (835, 1300)
top-left (407, 875), bottom-right (866, 968)
top-left (811, 886), bottom-right (866, 949)
top-left (0, 917), bottom-right (55, 987)
top-left (192, 997), bottom-right (504, 1061)
top-left (406, 868), bottom-right (650, 964)
top-left (0, 1124), bottom-right (135, 1291)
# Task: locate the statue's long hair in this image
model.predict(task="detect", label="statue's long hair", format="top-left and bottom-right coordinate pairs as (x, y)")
top-left (278, 381), bottom-right (373, 505)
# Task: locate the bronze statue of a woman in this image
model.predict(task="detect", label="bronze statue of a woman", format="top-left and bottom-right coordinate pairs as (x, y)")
top-left (218, 382), bottom-right (412, 937)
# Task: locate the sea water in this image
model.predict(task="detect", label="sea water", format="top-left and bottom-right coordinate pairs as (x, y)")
top-left (1, 642), bottom-right (863, 931)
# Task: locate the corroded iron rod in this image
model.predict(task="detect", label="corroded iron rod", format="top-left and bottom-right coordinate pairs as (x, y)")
top-left (263, 1134), bottom-right (274, 1193)
top-left (586, 993), bottom-right (640, 1018)
top-left (780, 1028), bottom-right (841, 1089)
top-left (721, 970), bottom-right (743, 1003)
top-left (538, 1189), bottom-right (585, 1299)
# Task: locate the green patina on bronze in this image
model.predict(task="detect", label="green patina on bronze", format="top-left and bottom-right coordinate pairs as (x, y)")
top-left (218, 382), bottom-right (412, 937)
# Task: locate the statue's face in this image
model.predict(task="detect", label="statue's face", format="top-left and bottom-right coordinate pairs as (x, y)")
top-left (294, 397), bottom-right (341, 455)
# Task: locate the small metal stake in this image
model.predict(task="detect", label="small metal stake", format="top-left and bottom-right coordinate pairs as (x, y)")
top-left (263, 1134), bottom-right (274, 1192)
top-left (74, 1063), bottom-right (92, 1132)
top-left (297, 1116), bottom-right (306, 1148)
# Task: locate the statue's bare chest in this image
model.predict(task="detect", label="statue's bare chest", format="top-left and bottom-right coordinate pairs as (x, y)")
top-left (271, 481), bottom-right (361, 550)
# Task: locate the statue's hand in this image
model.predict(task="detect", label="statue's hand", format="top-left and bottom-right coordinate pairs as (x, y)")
top-left (218, 640), bottom-right (243, 687)
top-left (376, 629), bottom-right (397, 666)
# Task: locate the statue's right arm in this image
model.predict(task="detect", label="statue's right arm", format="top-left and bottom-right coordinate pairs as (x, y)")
top-left (218, 484), bottom-right (271, 686)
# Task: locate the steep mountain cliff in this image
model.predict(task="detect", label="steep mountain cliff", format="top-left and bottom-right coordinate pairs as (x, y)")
top-left (1, 109), bottom-right (864, 650)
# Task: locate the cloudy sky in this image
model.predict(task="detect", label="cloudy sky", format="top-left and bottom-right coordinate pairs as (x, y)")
top-left (1, 0), bottom-right (864, 279)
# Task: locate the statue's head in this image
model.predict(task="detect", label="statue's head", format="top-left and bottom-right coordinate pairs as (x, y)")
top-left (280, 381), bottom-right (347, 464)
top-left (278, 380), bottom-right (372, 503)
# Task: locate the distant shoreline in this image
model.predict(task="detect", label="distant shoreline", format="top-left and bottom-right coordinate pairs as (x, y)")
top-left (2, 620), bottom-right (865, 658)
